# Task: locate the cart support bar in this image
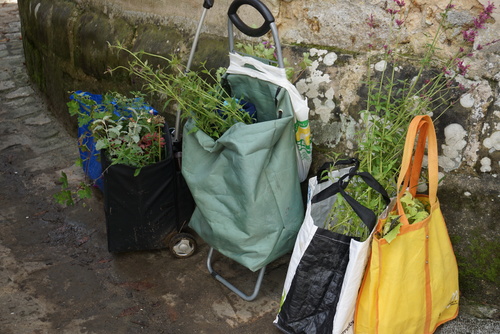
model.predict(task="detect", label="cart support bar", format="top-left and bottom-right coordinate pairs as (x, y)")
top-left (207, 247), bottom-right (266, 301)
top-left (175, 4), bottom-right (212, 142)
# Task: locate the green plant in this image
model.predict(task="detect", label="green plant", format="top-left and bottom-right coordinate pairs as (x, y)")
top-left (106, 40), bottom-right (312, 140)
top-left (234, 41), bottom-right (312, 83)
top-left (107, 43), bottom-right (255, 140)
top-left (53, 171), bottom-right (92, 206)
top-left (377, 191), bottom-right (430, 243)
top-left (69, 91), bottom-right (167, 173)
top-left (323, 0), bottom-right (497, 240)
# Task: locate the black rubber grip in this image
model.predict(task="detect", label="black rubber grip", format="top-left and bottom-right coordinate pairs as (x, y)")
top-left (203, 0), bottom-right (214, 9)
top-left (228, 0), bottom-right (275, 37)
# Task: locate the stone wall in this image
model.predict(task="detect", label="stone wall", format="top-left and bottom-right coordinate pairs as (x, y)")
top-left (17, 0), bottom-right (499, 317)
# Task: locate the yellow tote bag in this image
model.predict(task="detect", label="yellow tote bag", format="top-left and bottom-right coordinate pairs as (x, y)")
top-left (354, 115), bottom-right (459, 334)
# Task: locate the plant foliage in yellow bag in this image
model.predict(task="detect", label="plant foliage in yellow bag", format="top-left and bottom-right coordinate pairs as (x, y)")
top-left (354, 115), bottom-right (459, 334)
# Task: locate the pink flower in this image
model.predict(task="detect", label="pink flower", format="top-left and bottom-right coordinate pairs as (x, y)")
top-left (455, 58), bottom-right (471, 75)
top-left (485, 39), bottom-right (500, 47)
top-left (460, 1), bottom-right (496, 44)
top-left (462, 29), bottom-right (477, 43)
top-left (473, 17), bottom-right (485, 29)
top-left (484, 1), bottom-right (496, 16)
top-left (139, 133), bottom-right (165, 149)
top-left (446, 4), bottom-right (456, 10)
top-left (396, 19), bottom-right (404, 26)
top-left (386, 8), bottom-right (399, 15)
top-left (262, 41), bottom-right (274, 49)
top-left (366, 14), bottom-right (376, 28)
top-left (393, 0), bottom-right (405, 7)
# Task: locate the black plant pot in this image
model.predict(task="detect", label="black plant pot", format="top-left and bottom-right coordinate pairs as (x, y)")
top-left (101, 149), bottom-right (179, 253)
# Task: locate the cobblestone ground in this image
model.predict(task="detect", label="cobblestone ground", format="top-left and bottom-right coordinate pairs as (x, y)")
top-left (1, 1), bottom-right (499, 333)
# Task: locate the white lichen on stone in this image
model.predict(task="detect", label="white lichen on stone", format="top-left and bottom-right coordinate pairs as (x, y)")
top-left (482, 122), bottom-right (490, 134)
top-left (454, 78), bottom-right (494, 167)
top-left (480, 157), bottom-right (492, 172)
top-left (460, 93), bottom-right (474, 108)
top-left (297, 57), bottom-right (331, 99)
top-left (483, 131), bottom-right (500, 152)
top-left (374, 60), bottom-right (387, 72)
top-left (309, 48), bottom-right (328, 58)
top-left (325, 87), bottom-right (335, 100)
top-left (296, 49), bottom-right (336, 123)
top-left (312, 98), bottom-right (335, 123)
top-left (440, 123), bottom-right (467, 171)
top-left (341, 113), bottom-right (357, 146)
top-left (323, 52), bottom-right (338, 66)
top-left (494, 111), bottom-right (500, 130)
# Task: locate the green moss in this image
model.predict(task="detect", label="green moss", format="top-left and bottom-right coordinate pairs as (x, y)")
top-left (133, 24), bottom-right (184, 57)
top-left (455, 230), bottom-right (500, 303)
top-left (458, 236), bottom-right (500, 284)
top-left (191, 35), bottom-right (229, 70)
top-left (50, 0), bottom-right (76, 61)
top-left (449, 235), bottom-right (462, 245)
top-left (74, 12), bottom-right (135, 79)
top-left (22, 40), bottom-right (46, 93)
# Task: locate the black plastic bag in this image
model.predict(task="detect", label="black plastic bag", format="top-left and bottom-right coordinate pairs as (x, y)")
top-left (275, 160), bottom-right (390, 334)
top-left (101, 131), bottom-right (179, 253)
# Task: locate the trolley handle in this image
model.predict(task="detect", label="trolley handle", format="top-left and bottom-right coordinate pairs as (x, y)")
top-left (228, 0), bottom-right (284, 68)
top-left (203, 0), bottom-right (214, 9)
top-left (228, 0), bottom-right (274, 37)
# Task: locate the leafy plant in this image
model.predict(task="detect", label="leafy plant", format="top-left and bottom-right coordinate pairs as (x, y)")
top-left (107, 43), bottom-right (255, 140)
top-left (379, 191), bottom-right (430, 243)
top-left (396, 192), bottom-right (429, 225)
top-left (68, 91), bottom-right (167, 174)
top-left (53, 171), bottom-right (92, 206)
top-left (106, 40), bottom-right (312, 140)
top-left (323, 0), bottom-right (497, 240)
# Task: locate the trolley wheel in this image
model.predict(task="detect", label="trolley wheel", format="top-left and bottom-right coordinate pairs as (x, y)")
top-left (169, 233), bottom-right (197, 258)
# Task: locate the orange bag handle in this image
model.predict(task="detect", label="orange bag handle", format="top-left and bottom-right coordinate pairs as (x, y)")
top-left (396, 115), bottom-right (439, 225)
top-left (401, 120), bottom-right (428, 196)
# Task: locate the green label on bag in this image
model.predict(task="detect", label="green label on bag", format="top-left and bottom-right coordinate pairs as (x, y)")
top-left (295, 120), bottom-right (312, 155)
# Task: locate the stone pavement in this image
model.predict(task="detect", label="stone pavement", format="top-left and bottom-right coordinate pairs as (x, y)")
top-left (0, 0), bottom-right (499, 333)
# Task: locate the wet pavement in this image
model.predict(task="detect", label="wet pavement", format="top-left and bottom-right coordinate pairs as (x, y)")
top-left (1, 1), bottom-right (499, 333)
